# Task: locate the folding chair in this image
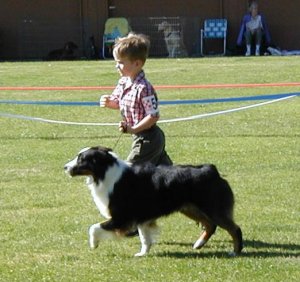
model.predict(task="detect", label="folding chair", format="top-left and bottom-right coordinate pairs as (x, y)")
top-left (200, 19), bottom-right (227, 56)
top-left (102, 17), bottom-right (130, 59)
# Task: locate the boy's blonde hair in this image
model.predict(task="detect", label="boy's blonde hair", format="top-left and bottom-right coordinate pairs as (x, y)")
top-left (249, 0), bottom-right (258, 10)
top-left (113, 32), bottom-right (150, 63)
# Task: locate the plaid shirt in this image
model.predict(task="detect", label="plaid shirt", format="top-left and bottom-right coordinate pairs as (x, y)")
top-left (110, 70), bottom-right (160, 126)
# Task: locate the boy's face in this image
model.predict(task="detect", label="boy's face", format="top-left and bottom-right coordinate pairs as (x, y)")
top-left (113, 54), bottom-right (142, 79)
top-left (250, 5), bottom-right (258, 17)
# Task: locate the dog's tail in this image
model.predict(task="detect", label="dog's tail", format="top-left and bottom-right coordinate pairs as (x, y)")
top-left (197, 164), bottom-right (221, 179)
top-left (201, 164), bottom-right (235, 210)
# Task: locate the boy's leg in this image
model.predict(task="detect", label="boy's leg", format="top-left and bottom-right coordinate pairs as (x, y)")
top-left (244, 29), bottom-right (252, 45)
top-left (244, 29), bottom-right (252, 56)
top-left (254, 28), bottom-right (263, 55)
top-left (158, 150), bottom-right (173, 165)
top-left (255, 28), bottom-right (263, 46)
top-left (127, 126), bottom-right (172, 165)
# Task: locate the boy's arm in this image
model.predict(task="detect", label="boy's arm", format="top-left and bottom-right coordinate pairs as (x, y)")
top-left (120, 115), bottom-right (159, 134)
top-left (100, 95), bottom-right (119, 109)
top-left (261, 14), bottom-right (271, 45)
top-left (237, 15), bottom-right (247, 46)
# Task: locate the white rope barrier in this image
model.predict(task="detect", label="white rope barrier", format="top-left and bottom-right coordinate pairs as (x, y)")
top-left (0, 95), bottom-right (296, 126)
top-left (0, 112), bottom-right (118, 126)
top-left (158, 95), bottom-right (296, 123)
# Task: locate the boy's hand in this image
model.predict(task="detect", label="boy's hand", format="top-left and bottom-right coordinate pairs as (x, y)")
top-left (99, 95), bottom-right (110, 107)
top-left (119, 121), bottom-right (128, 133)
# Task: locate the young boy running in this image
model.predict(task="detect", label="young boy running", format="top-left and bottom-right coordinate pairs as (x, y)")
top-left (100, 33), bottom-right (172, 166)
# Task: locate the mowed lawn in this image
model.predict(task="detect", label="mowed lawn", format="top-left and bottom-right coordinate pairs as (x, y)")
top-left (0, 57), bottom-right (299, 282)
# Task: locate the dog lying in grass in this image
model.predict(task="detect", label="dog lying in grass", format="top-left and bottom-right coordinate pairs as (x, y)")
top-left (46, 41), bottom-right (78, 60)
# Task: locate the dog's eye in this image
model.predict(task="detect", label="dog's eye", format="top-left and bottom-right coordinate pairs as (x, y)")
top-left (77, 154), bottom-right (85, 163)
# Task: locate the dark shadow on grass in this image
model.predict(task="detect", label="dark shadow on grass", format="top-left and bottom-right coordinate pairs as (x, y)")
top-left (244, 239), bottom-right (300, 251)
top-left (155, 239), bottom-right (300, 259)
top-left (161, 241), bottom-right (193, 247)
top-left (155, 250), bottom-right (231, 259)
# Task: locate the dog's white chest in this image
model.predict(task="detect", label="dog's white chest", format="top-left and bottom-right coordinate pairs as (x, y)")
top-left (87, 178), bottom-right (111, 219)
top-left (85, 162), bottom-right (125, 219)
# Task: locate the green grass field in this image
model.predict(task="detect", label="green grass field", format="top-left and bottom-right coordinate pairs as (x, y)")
top-left (0, 57), bottom-right (299, 281)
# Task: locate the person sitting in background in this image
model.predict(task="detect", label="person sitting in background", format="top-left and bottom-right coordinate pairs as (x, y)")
top-left (237, 1), bottom-right (271, 56)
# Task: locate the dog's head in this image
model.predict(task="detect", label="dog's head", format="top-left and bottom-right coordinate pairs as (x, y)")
top-left (64, 41), bottom-right (78, 51)
top-left (64, 146), bottom-right (117, 180)
top-left (158, 21), bottom-right (171, 32)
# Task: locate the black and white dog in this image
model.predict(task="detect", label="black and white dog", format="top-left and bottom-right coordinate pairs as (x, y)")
top-left (64, 146), bottom-right (243, 257)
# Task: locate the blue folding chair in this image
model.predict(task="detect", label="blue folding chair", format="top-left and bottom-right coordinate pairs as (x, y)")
top-left (200, 19), bottom-right (227, 56)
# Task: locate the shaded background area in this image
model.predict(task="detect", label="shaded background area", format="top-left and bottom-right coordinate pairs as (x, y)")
top-left (0, 0), bottom-right (299, 60)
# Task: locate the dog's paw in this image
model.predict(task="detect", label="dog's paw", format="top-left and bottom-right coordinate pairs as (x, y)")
top-left (228, 251), bottom-right (237, 257)
top-left (228, 250), bottom-right (243, 257)
top-left (134, 251), bottom-right (148, 257)
top-left (89, 237), bottom-right (99, 250)
top-left (88, 223), bottom-right (101, 250)
top-left (134, 244), bottom-right (151, 257)
top-left (193, 238), bottom-right (207, 249)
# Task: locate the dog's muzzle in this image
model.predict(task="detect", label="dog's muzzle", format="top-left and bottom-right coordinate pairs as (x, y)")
top-left (64, 158), bottom-right (78, 177)
top-left (64, 164), bottom-right (73, 177)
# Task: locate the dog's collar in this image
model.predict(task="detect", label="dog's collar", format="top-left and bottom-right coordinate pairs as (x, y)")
top-left (166, 32), bottom-right (173, 38)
